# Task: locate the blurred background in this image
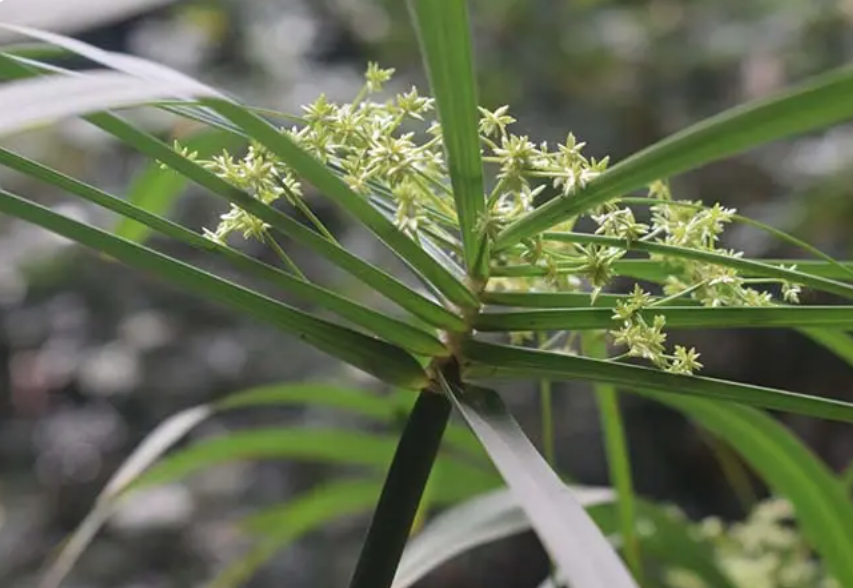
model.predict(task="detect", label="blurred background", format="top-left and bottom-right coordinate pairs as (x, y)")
top-left (1, 0), bottom-right (853, 586)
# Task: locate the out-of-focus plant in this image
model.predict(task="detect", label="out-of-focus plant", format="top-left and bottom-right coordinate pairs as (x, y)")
top-left (667, 497), bottom-right (838, 588)
top-left (2, 1), bottom-right (853, 587)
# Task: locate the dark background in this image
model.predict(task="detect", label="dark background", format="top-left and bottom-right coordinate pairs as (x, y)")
top-left (1, 1), bottom-right (853, 586)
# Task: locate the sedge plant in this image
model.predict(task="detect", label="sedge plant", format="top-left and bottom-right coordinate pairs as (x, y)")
top-left (3, 1), bottom-right (853, 587)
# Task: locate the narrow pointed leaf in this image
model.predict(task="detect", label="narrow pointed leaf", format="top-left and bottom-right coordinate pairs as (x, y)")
top-left (130, 427), bottom-right (498, 497)
top-left (0, 189), bottom-right (429, 389)
top-left (0, 23), bottom-right (222, 97)
top-left (611, 258), bottom-right (853, 284)
top-left (393, 486), bottom-right (615, 588)
top-left (442, 379), bottom-right (638, 588)
top-left (462, 340), bottom-right (853, 423)
top-left (1, 29), bottom-right (473, 306)
top-left (496, 64), bottom-right (853, 248)
top-left (482, 291), bottom-right (631, 309)
top-left (207, 101), bottom-right (479, 312)
top-left (0, 70), bottom-right (217, 136)
top-left (92, 115), bottom-right (468, 333)
top-left (0, 149), bottom-right (447, 356)
top-left (475, 306), bottom-right (853, 332)
top-left (0, 52), bottom-right (466, 334)
top-left (636, 393), bottom-right (853, 587)
top-left (408, 0), bottom-right (487, 277)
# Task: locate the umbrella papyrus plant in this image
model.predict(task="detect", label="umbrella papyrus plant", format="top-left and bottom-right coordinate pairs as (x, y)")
top-left (4, 1), bottom-right (853, 587)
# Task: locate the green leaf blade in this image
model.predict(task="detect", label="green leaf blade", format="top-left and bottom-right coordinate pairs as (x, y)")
top-left (475, 306), bottom-right (853, 332)
top-left (462, 340), bottom-right (853, 423)
top-left (408, 0), bottom-right (487, 278)
top-left (0, 189), bottom-right (429, 389)
top-left (441, 378), bottom-right (638, 588)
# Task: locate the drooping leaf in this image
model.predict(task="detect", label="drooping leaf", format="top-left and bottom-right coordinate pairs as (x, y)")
top-left (0, 69), bottom-right (217, 136)
top-left (441, 378), bottom-right (638, 588)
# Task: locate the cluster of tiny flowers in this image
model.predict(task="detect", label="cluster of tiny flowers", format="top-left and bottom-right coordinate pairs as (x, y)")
top-left (167, 142), bottom-right (302, 244)
top-left (610, 285), bottom-right (703, 374)
top-left (174, 63), bottom-right (804, 376)
top-left (666, 498), bottom-right (837, 588)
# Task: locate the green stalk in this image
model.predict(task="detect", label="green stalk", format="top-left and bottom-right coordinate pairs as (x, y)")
top-left (348, 388), bottom-right (451, 588)
top-left (536, 331), bottom-right (557, 586)
top-left (537, 332), bottom-right (556, 466)
top-left (262, 230), bottom-right (305, 279)
top-left (583, 331), bottom-right (642, 582)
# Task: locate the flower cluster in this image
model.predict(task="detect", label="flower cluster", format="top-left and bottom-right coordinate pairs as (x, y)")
top-left (177, 63), bottom-right (804, 376)
top-left (667, 497), bottom-right (838, 588)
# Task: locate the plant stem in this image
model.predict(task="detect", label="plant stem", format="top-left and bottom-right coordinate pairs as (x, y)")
top-left (347, 388), bottom-right (451, 588)
top-left (583, 331), bottom-right (643, 583)
top-left (537, 332), bottom-right (558, 585)
top-left (262, 231), bottom-right (305, 279)
top-left (537, 332), bottom-right (556, 466)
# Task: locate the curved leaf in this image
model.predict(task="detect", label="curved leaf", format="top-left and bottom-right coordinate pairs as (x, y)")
top-left (130, 427), bottom-right (497, 494)
top-left (637, 393), bottom-right (853, 587)
top-left (0, 69), bottom-right (217, 136)
top-left (393, 486), bottom-right (615, 588)
top-left (441, 378), bottom-right (638, 588)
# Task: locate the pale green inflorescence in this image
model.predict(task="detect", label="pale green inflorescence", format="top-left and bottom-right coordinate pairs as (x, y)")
top-left (666, 497), bottom-right (838, 588)
top-left (180, 64), bottom-right (804, 375)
